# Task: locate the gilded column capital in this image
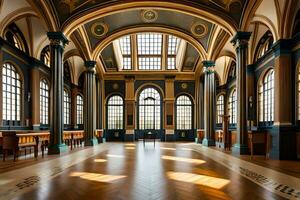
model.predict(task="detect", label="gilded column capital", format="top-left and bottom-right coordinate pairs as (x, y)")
top-left (230, 31), bottom-right (251, 49)
top-left (202, 60), bottom-right (215, 74)
top-left (85, 60), bottom-right (96, 73)
top-left (47, 32), bottom-right (69, 47)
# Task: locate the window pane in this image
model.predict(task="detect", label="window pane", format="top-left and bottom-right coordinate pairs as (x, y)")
top-left (259, 69), bottom-right (274, 123)
top-left (2, 63), bottom-right (22, 124)
top-left (216, 95), bottom-right (224, 123)
top-left (139, 88), bottom-right (161, 130)
top-left (40, 79), bottom-right (49, 125)
top-left (107, 96), bottom-right (123, 129)
top-left (176, 95), bottom-right (192, 130)
top-left (228, 90), bottom-right (237, 124)
top-left (76, 95), bottom-right (84, 125)
top-left (64, 90), bottom-right (71, 125)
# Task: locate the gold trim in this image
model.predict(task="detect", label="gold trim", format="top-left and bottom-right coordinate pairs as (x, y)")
top-left (91, 22), bottom-right (108, 38)
top-left (62, 1), bottom-right (237, 37)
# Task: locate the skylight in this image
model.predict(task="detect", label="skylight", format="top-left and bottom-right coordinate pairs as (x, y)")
top-left (114, 32), bottom-right (183, 71)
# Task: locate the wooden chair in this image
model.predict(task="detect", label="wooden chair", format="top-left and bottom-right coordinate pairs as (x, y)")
top-left (2, 132), bottom-right (19, 161)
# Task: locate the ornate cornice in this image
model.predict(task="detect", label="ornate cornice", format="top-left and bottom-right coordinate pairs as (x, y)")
top-left (47, 32), bottom-right (69, 47)
top-left (230, 31), bottom-right (251, 48)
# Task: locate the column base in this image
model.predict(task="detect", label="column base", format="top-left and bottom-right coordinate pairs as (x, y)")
top-left (48, 143), bottom-right (68, 155)
top-left (232, 144), bottom-right (249, 155)
top-left (85, 138), bottom-right (98, 146)
top-left (32, 124), bottom-right (40, 130)
top-left (202, 138), bottom-right (215, 147)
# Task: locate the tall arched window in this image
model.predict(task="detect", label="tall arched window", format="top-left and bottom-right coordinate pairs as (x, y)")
top-left (76, 95), bottom-right (83, 125)
top-left (107, 95), bottom-right (124, 129)
top-left (2, 63), bottom-right (22, 125)
top-left (259, 69), bottom-right (274, 123)
top-left (216, 95), bottom-right (225, 124)
top-left (228, 89), bottom-right (237, 124)
top-left (64, 89), bottom-right (71, 125)
top-left (138, 87), bottom-right (161, 130)
top-left (41, 46), bottom-right (50, 67)
top-left (176, 95), bottom-right (192, 130)
top-left (40, 79), bottom-right (49, 125)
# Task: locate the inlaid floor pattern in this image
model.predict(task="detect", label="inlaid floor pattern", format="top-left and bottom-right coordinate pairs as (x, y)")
top-left (1, 142), bottom-right (293, 200)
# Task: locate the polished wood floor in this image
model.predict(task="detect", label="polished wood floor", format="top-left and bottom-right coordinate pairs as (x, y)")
top-left (1, 142), bottom-right (299, 200)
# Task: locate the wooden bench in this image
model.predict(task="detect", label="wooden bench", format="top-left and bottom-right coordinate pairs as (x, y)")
top-left (248, 131), bottom-right (270, 160)
top-left (63, 130), bottom-right (84, 150)
top-left (1, 131), bottom-right (50, 161)
top-left (143, 132), bottom-right (157, 146)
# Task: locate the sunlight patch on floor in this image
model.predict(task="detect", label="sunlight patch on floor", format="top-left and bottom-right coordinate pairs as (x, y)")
top-left (106, 154), bottom-right (124, 158)
top-left (94, 159), bottom-right (107, 163)
top-left (160, 147), bottom-right (177, 151)
top-left (167, 172), bottom-right (230, 189)
top-left (124, 143), bottom-right (136, 147)
top-left (162, 155), bottom-right (206, 164)
top-left (125, 147), bottom-right (136, 150)
top-left (70, 172), bottom-right (126, 183)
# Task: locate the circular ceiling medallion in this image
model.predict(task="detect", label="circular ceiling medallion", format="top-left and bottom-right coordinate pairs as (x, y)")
top-left (91, 22), bottom-right (108, 38)
top-left (141, 9), bottom-right (158, 23)
top-left (191, 22), bottom-right (208, 38)
top-left (181, 83), bottom-right (188, 89)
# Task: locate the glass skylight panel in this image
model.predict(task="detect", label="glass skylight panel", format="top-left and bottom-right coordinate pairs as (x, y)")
top-left (119, 35), bottom-right (132, 70)
top-left (123, 57), bottom-right (132, 70)
top-left (137, 33), bottom-right (162, 55)
top-left (119, 35), bottom-right (131, 55)
top-left (167, 57), bottom-right (176, 70)
top-left (168, 35), bottom-right (180, 55)
top-left (139, 57), bottom-right (161, 70)
top-left (167, 35), bottom-right (180, 70)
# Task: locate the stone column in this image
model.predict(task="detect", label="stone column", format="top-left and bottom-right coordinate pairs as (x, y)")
top-left (231, 32), bottom-right (251, 155)
top-left (84, 61), bottom-right (98, 146)
top-left (202, 61), bottom-right (216, 147)
top-left (272, 40), bottom-right (296, 159)
top-left (47, 32), bottom-right (68, 154)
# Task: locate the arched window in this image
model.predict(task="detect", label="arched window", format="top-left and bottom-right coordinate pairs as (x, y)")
top-left (255, 31), bottom-right (274, 61)
top-left (40, 79), bottom-right (49, 125)
top-left (41, 46), bottom-right (50, 67)
top-left (216, 95), bottom-right (225, 124)
top-left (259, 69), bottom-right (274, 123)
top-left (176, 95), bottom-right (192, 130)
top-left (2, 63), bottom-right (22, 125)
top-left (138, 87), bottom-right (161, 130)
top-left (228, 89), bottom-right (237, 124)
top-left (107, 95), bottom-right (124, 129)
top-left (64, 89), bottom-right (71, 125)
top-left (4, 23), bottom-right (27, 53)
top-left (76, 95), bottom-right (83, 125)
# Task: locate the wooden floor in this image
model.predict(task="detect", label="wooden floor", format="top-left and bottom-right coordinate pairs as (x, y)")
top-left (0, 142), bottom-right (299, 200)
